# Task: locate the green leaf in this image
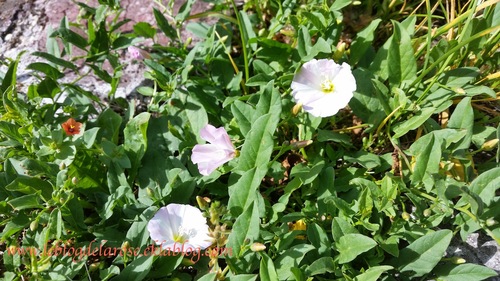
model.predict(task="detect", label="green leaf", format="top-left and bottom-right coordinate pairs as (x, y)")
top-left (239, 10), bottom-right (257, 51)
top-left (228, 166), bottom-right (267, 216)
top-left (226, 202), bottom-right (260, 258)
top-left (224, 275), bottom-right (258, 281)
top-left (7, 193), bottom-right (43, 210)
top-left (124, 112), bottom-right (150, 183)
top-left (408, 133), bottom-right (441, 186)
top-left (197, 273), bottom-right (217, 281)
top-left (113, 255), bottom-right (154, 281)
top-left (388, 21), bottom-right (417, 85)
top-left (231, 100), bottom-right (255, 136)
top-left (353, 265), bottom-right (394, 281)
top-left (435, 264), bottom-right (498, 281)
top-left (154, 8), bottom-right (177, 39)
top-left (237, 116), bottom-right (280, 172)
top-left (469, 167), bottom-right (500, 207)
top-left (275, 244), bottom-right (315, 280)
top-left (350, 19), bottom-right (382, 65)
top-left (307, 223), bottom-right (331, 255)
top-left (396, 230), bottom-right (452, 277)
top-left (259, 252), bottom-right (279, 281)
top-left (297, 26), bottom-right (312, 59)
top-left (27, 62), bottom-right (64, 80)
top-left (392, 107), bottom-right (436, 139)
top-left (336, 234), bottom-right (377, 264)
top-left (305, 257), bottom-right (335, 276)
top-left (5, 176), bottom-right (53, 201)
top-left (1, 55), bottom-right (20, 94)
top-left (447, 97), bottom-right (473, 150)
top-left (32, 51), bottom-right (77, 71)
top-left (133, 22), bottom-right (156, 38)
top-left (331, 217), bottom-right (358, 242)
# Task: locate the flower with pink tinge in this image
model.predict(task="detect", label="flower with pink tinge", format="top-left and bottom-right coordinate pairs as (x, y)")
top-left (291, 59), bottom-right (356, 117)
top-left (128, 46), bottom-right (150, 60)
top-left (147, 204), bottom-right (213, 252)
top-left (191, 124), bottom-right (236, 176)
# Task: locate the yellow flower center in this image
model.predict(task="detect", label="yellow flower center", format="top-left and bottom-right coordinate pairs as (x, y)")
top-left (173, 226), bottom-right (196, 244)
top-left (321, 79), bottom-right (335, 93)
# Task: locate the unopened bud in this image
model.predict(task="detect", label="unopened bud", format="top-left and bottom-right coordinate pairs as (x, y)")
top-left (486, 218), bottom-right (497, 227)
top-left (71, 177), bottom-right (78, 185)
top-left (402, 212), bottom-right (411, 221)
top-left (292, 103), bottom-right (302, 115)
top-left (454, 88), bottom-right (466, 95)
top-left (121, 241), bottom-right (130, 253)
top-left (59, 162), bottom-right (66, 170)
top-left (481, 139), bottom-right (499, 151)
top-left (30, 220), bottom-right (38, 231)
top-left (250, 242), bottom-right (266, 252)
top-left (423, 209), bottom-right (432, 217)
top-left (89, 262), bottom-right (100, 272)
top-left (333, 42), bottom-right (346, 61)
top-left (196, 196), bottom-right (210, 210)
top-left (146, 188), bottom-right (154, 198)
top-left (450, 256), bottom-right (466, 264)
top-left (291, 140), bottom-right (313, 150)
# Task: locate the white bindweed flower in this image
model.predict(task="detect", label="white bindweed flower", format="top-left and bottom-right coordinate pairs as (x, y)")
top-left (291, 59), bottom-right (356, 117)
top-left (191, 124), bottom-right (236, 176)
top-left (147, 204), bottom-right (213, 252)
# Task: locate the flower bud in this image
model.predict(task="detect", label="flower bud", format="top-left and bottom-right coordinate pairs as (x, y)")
top-left (481, 139), bottom-right (499, 151)
top-left (121, 241), bottom-right (130, 253)
top-left (71, 177), bottom-right (78, 185)
top-left (402, 212), bottom-right (411, 221)
top-left (89, 262), bottom-right (101, 272)
top-left (30, 220), bottom-right (38, 231)
top-left (423, 209), bottom-right (432, 217)
top-left (291, 140), bottom-right (313, 150)
top-left (486, 218), bottom-right (497, 227)
top-left (59, 162), bottom-right (66, 170)
top-left (250, 242), bottom-right (266, 252)
top-left (292, 103), bottom-right (302, 115)
top-left (196, 196), bottom-right (210, 210)
top-left (450, 256), bottom-right (466, 264)
top-left (146, 188), bottom-right (154, 198)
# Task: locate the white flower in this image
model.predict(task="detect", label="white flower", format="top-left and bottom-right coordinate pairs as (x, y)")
top-left (128, 46), bottom-right (150, 60)
top-left (191, 124), bottom-right (236, 176)
top-left (147, 204), bottom-right (213, 252)
top-left (291, 59), bottom-right (356, 117)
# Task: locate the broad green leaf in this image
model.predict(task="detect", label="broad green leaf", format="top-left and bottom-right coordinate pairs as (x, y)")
top-left (259, 252), bottom-right (279, 281)
top-left (197, 273), bottom-right (217, 281)
top-left (124, 112), bottom-right (150, 182)
top-left (392, 107), bottom-right (436, 139)
top-left (350, 69), bottom-right (386, 129)
top-left (96, 108), bottom-right (122, 143)
top-left (133, 22), bottom-right (156, 38)
top-left (5, 176), bottom-right (53, 201)
top-left (228, 166), bottom-right (267, 216)
top-left (397, 230), bottom-right (452, 277)
top-left (182, 94), bottom-right (208, 143)
top-left (469, 167), bottom-right (500, 207)
top-left (388, 21), bottom-right (417, 85)
top-left (331, 217), bottom-right (358, 242)
top-left (7, 193), bottom-right (43, 210)
top-left (297, 26), bottom-right (312, 59)
top-left (350, 19), bottom-right (382, 65)
top-left (408, 133), bottom-right (441, 186)
top-left (307, 223), bottom-right (331, 255)
top-left (354, 265), bottom-right (394, 281)
top-left (113, 255), bottom-right (153, 281)
top-left (275, 244), bottom-right (315, 280)
top-left (336, 234), bottom-right (377, 264)
top-left (439, 67), bottom-right (479, 88)
top-left (237, 114), bottom-right (278, 171)
top-left (447, 97), bottom-right (473, 150)
top-left (435, 263), bottom-right (498, 281)
top-left (226, 202), bottom-right (260, 258)
top-left (305, 257), bottom-right (335, 276)
top-left (231, 100), bottom-right (255, 137)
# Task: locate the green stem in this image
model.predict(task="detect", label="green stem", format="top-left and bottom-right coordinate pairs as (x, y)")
top-left (229, 0), bottom-right (250, 91)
